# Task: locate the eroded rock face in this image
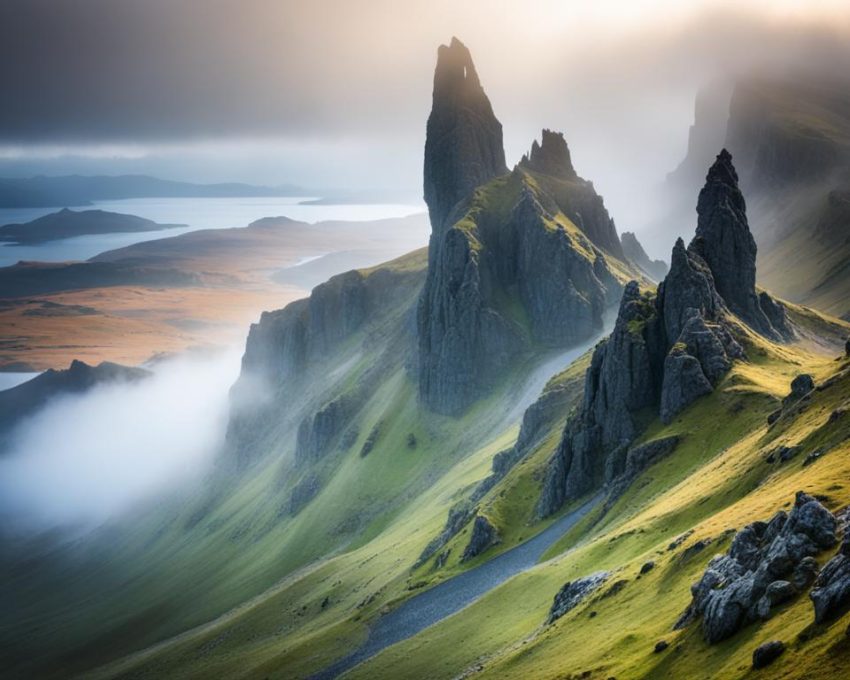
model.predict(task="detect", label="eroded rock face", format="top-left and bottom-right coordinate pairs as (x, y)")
top-left (423, 37), bottom-right (507, 234)
top-left (461, 515), bottom-right (500, 561)
top-left (227, 259), bottom-right (425, 466)
top-left (547, 571), bottom-right (610, 623)
top-left (810, 531), bottom-right (850, 623)
top-left (519, 129), bottom-right (578, 180)
top-left (690, 149), bottom-right (787, 339)
top-left (418, 166), bottom-right (623, 414)
top-left (537, 151), bottom-right (782, 517)
top-left (676, 492), bottom-right (837, 643)
top-left (419, 46), bottom-right (629, 415)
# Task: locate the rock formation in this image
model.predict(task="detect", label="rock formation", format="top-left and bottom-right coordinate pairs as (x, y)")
top-left (461, 515), bottom-right (500, 561)
top-left (620, 231), bottom-right (668, 281)
top-left (537, 150), bottom-right (788, 518)
top-left (423, 37), bottom-right (507, 234)
top-left (690, 149), bottom-right (785, 338)
top-left (418, 45), bottom-right (629, 414)
top-left (752, 641), bottom-right (785, 669)
top-left (810, 529), bottom-right (850, 623)
top-left (675, 492), bottom-right (837, 643)
top-left (547, 571), bottom-right (610, 623)
top-left (228, 252), bottom-right (425, 466)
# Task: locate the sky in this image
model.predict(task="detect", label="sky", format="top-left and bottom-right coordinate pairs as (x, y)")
top-left (2, 0), bottom-right (850, 223)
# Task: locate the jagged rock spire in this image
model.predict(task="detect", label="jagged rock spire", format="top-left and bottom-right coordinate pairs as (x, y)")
top-left (689, 149), bottom-right (783, 337)
top-left (423, 37), bottom-right (507, 232)
top-left (519, 129), bottom-right (578, 180)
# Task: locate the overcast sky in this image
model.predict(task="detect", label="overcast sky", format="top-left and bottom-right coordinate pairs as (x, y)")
top-left (2, 0), bottom-right (849, 222)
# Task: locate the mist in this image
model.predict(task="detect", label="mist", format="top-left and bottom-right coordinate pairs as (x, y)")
top-left (0, 348), bottom-right (243, 531)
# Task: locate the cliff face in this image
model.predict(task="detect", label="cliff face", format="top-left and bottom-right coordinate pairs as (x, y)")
top-left (417, 161), bottom-right (626, 414)
top-left (537, 150), bottom-right (788, 518)
top-left (423, 37), bottom-right (507, 234)
top-left (228, 252), bottom-right (426, 466)
top-left (418, 44), bottom-right (631, 415)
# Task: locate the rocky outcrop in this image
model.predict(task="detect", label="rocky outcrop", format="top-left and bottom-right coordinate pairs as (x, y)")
top-left (604, 436), bottom-right (680, 505)
top-left (547, 571), bottom-right (610, 623)
top-left (752, 641), bottom-right (785, 669)
top-left (519, 129), bottom-right (578, 181)
top-left (690, 149), bottom-right (787, 339)
top-left (418, 42), bottom-right (631, 415)
top-left (620, 231), bottom-right (668, 282)
top-left (418, 165), bottom-right (625, 414)
top-left (537, 151), bottom-right (785, 518)
top-left (519, 131), bottom-right (624, 259)
top-left (461, 515), bottom-right (500, 562)
top-left (423, 37), bottom-right (507, 234)
top-left (810, 530), bottom-right (850, 623)
top-left (675, 492), bottom-right (837, 643)
top-left (227, 252), bottom-right (426, 466)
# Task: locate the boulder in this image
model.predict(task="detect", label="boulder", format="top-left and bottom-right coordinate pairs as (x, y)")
top-left (752, 640), bottom-right (785, 669)
top-left (547, 571), bottom-right (610, 623)
top-left (678, 492), bottom-right (837, 643)
top-left (810, 532), bottom-right (850, 623)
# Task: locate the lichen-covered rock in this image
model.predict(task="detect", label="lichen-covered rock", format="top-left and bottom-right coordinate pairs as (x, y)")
top-left (547, 571), bottom-right (610, 623)
top-left (677, 492), bottom-right (837, 643)
top-left (752, 640), bottom-right (785, 669)
top-left (536, 282), bottom-right (663, 517)
top-left (424, 37), bottom-right (507, 234)
top-left (810, 531), bottom-right (850, 623)
top-left (461, 515), bottom-right (501, 562)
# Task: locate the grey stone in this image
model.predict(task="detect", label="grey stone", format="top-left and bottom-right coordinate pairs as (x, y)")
top-left (678, 492), bottom-right (837, 643)
top-left (752, 640), bottom-right (785, 669)
top-left (547, 571), bottom-right (610, 623)
top-left (689, 149), bottom-right (786, 339)
top-left (810, 532), bottom-right (850, 623)
top-left (620, 231), bottom-right (668, 281)
top-left (640, 561), bottom-right (656, 575)
top-left (461, 515), bottom-right (501, 562)
top-left (423, 37), bottom-right (507, 234)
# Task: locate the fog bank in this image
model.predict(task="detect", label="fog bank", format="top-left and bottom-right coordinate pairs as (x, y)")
top-left (0, 348), bottom-right (242, 530)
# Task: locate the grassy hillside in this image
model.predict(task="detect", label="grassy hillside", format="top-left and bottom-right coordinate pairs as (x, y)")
top-left (66, 299), bottom-right (850, 680)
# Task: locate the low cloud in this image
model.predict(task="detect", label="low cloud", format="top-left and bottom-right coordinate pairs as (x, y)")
top-left (0, 348), bottom-right (243, 531)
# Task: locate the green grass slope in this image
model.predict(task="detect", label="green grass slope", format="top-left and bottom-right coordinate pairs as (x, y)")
top-left (78, 302), bottom-right (850, 680)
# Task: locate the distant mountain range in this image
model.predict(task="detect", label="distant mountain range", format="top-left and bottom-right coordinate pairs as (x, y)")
top-left (0, 174), bottom-right (308, 208)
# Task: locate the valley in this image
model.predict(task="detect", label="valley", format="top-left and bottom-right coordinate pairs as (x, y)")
top-left (2, 14), bottom-right (850, 680)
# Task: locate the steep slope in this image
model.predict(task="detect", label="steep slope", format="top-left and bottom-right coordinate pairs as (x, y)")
top-left (538, 149), bottom-right (790, 518)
